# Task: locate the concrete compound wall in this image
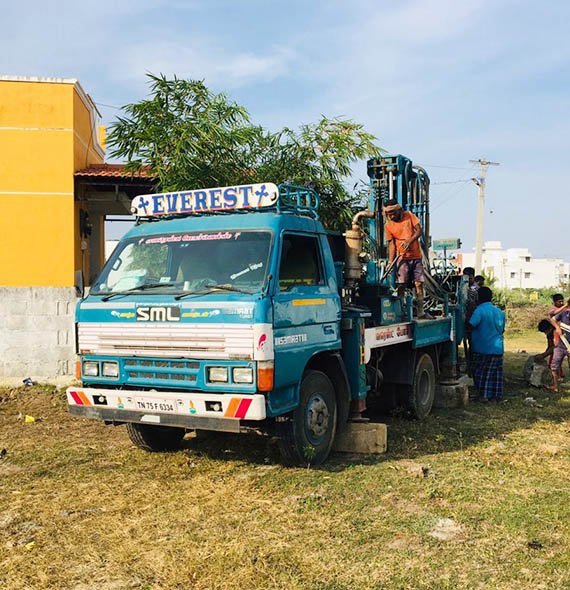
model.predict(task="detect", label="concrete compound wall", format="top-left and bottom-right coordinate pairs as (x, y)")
top-left (0, 287), bottom-right (77, 385)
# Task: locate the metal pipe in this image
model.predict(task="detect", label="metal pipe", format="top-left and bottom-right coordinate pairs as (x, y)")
top-left (351, 209), bottom-right (375, 232)
top-left (344, 210), bottom-right (375, 284)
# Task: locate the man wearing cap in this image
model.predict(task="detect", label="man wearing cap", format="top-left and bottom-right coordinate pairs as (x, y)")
top-left (383, 198), bottom-right (429, 319)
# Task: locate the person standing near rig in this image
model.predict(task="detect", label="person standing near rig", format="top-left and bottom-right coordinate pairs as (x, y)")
top-left (469, 287), bottom-right (506, 402)
top-left (383, 199), bottom-right (430, 319)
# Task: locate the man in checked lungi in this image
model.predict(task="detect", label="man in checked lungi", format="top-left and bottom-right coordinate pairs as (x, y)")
top-left (469, 287), bottom-right (506, 402)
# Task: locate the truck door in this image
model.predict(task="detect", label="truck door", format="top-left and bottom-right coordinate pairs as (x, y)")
top-left (272, 232), bottom-right (341, 411)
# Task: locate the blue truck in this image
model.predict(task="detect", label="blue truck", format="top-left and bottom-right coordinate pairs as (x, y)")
top-left (67, 154), bottom-right (466, 465)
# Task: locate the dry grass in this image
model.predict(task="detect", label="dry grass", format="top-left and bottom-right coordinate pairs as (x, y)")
top-left (1, 331), bottom-right (569, 589)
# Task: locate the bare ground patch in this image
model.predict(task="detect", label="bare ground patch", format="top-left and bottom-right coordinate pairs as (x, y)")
top-left (0, 335), bottom-right (569, 589)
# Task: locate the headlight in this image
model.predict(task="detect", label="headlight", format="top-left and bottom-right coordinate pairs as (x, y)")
top-left (83, 361), bottom-right (99, 377)
top-left (102, 362), bottom-right (119, 378)
top-left (208, 367), bottom-right (228, 383)
top-left (233, 367), bottom-right (253, 384)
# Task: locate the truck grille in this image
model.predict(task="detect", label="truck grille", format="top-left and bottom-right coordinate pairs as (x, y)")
top-left (78, 322), bottom-right (255, 360)
top-left (124, 359), bottom-right (199, 385)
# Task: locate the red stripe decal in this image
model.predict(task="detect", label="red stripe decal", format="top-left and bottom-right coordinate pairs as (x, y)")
top-left (234, 398), bottom-right (252, 419)
top-left (69, 391), bottom-right (83, 405)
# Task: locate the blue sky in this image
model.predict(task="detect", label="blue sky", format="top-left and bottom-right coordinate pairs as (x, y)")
top-left (3, 0), bottom-right (569, 257)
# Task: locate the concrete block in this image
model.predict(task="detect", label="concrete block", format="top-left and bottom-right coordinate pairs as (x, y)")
top-left (30, 299), bottom-right (54, 316)
top-left (29, 330), bottom-right (59, 345)
top-left (4, 300), bottom-right (29, 315)
top-left (333, 422), bottom-right (387, 454)
top-left (434, 375), bottom-right (470, 409)
top-left (3, 361), bottom-right (31, 378)
top-left (5, 315), bottom-right (24, 331)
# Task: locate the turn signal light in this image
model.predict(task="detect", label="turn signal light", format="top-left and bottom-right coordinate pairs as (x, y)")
top-left (257, 361), bottom-right (274, 392)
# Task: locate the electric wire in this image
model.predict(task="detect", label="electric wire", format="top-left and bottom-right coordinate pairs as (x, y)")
top-left (95, 102), bottom-right (123, 110)
top-left (431, 181), bottom-right (472, 212)
top-left (429, 163), bottom-right (478, 208)
top-left (431, 179), bottom-right (473, 185)
top-left (419, 163), bottom-right (473, 170)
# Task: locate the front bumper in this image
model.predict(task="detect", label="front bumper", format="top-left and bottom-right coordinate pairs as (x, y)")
top-left (67, 387), bottom-right (266, 432)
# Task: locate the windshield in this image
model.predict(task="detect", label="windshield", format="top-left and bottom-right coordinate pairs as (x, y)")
top-left (91, 230), bottom-right (272, 295)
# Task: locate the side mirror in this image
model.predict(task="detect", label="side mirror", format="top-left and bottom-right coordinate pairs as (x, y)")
top-left (75, 270), bottom-right (85, 298)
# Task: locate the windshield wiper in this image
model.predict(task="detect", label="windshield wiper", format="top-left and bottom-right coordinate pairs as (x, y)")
top-left (174, 288), bottom-right (212, 300)
top-left (174, 284), bottom-right (253, 300)
top-left (100, 282), bottom-right (175, 301)
top-left (204, 283), bottom-right (253, 294)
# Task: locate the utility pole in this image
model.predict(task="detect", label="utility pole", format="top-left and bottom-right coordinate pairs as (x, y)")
top-left (470, 158), bottom-right (500, 274)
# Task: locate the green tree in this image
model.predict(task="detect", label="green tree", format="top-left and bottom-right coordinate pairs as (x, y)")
top-left (107, 74), bottom-right (383, 230)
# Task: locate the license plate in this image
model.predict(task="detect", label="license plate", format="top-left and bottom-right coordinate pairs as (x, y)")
top-left (135, 397), bottom-right (177, 414)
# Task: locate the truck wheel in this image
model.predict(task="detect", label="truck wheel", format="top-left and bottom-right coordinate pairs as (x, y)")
top-left (126, 423), bottom-right (185, 452)
top-left (406, 353), bottom-right (435, 419)
top-left (277, 370), bottom-right (337, 466)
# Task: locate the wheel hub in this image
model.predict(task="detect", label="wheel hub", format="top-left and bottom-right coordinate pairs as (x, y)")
top-left (418, 371), bottom-right (430, 405)
top-left (307, 394), bottom-right (329, 438)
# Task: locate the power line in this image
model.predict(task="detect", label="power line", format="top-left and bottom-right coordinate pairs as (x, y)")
top-left (431, 181), bottom-right (472, 212)
top-left (430, 163), bottom-right (478, 202)
top-left (421, 163), bottom-right (474, 170)
top-left (431, 179), bottom-right (473, 185)
top-left (95, 102), bottom-right (123, 110)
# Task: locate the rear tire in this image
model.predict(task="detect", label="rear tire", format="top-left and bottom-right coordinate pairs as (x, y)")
top-left (277, 370), bottom-right (337, 466)
top-left (406, 353), bottom-right (436, 419)
top-left (126, 422), bottom-right (185, 452)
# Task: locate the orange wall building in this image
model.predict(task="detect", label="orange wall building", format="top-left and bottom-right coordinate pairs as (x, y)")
top-left (0, 77), bottom-right (153, 383)
top-left (0, 76), bottom-right (105, 287)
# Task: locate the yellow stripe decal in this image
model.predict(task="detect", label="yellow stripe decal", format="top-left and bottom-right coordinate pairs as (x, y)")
top-left (292, 299), bottom-right (326, 306)
top-left (224, 397), bottom-right (241, 418)
top-left (78, 391), bottom-right (91, 406)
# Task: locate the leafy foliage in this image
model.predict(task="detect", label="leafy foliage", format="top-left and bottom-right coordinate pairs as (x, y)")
top-left (107, 74), bottom-right (383, 229)
top-left (107, 75), bottom-right (256, 190)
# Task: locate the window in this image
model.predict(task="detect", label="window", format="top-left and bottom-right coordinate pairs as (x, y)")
top-left (101, 241), bottom-right (169, 292)
top-left (525, 256), bottom-right (531, 262)
top-left (279, 234), bottom-right (322, 290)
top-left (510, 272), bottom-right (516, 279)
top-left (524, 272), bottom-right (531, 279)
top-left (91, 230), bottom-right (272, 294)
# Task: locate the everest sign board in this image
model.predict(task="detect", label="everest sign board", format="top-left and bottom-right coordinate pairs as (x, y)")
top-left (131, 183), bottom-right (279, 217)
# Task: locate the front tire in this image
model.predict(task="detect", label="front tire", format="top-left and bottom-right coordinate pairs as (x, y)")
top-left (126, 423), bottom-right (186, 452)
top-left (277, 370), bottom-right (337, 466)
top-left (406, 353), bottom-right (436, 419)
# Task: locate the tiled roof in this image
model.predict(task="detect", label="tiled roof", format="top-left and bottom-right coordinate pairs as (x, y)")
top-left (74, 164), bottom-right (156, 179)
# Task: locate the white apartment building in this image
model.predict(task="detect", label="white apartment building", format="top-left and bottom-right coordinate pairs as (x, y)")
top-left (460, 241), bottom-right (569, 289)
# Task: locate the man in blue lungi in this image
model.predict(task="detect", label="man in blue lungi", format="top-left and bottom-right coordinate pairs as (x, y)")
top-left (469, 287), bottom-right (506, 402)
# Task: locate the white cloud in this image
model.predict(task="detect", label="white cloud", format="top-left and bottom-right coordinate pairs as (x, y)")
top-left (363, 0), bottom-right (482, 45)
top-left (113, 40), bottom-right (294, 90)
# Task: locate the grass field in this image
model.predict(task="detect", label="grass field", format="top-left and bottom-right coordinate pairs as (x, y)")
top-left (1, 331), bottom-right (569, 589)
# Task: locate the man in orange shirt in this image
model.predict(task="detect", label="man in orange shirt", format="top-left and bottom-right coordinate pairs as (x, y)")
top-left (383, 199), bottom-right (430, 319)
